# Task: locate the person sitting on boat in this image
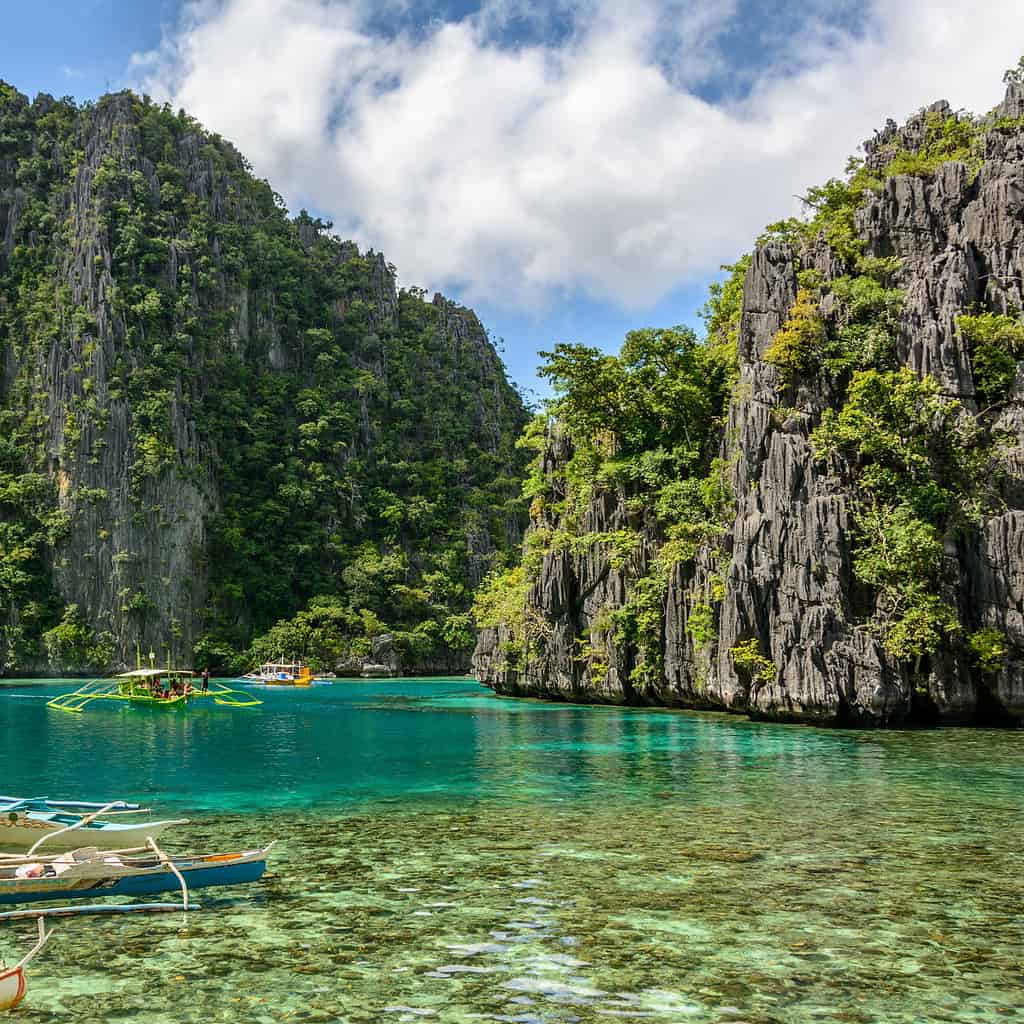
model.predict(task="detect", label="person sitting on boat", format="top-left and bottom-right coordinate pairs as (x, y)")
top-left (163, 677), bottom-right (171, 699)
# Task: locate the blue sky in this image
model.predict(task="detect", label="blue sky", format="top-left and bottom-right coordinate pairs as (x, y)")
top-left (3, 1), bottom-right (1022, 397)
top-left (3, 1), bottom-right (170, 100)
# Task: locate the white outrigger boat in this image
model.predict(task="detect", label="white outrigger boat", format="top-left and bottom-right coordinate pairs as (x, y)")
top-left (0, 799), bottom-right (187, 853)
top-left (242, 661), bottom-right (313, 686)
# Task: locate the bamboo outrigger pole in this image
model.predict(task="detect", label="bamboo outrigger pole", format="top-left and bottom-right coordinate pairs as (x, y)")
top-left (146, 836), bottom-right (190, 911)
top-left (24, 802), bottom-right (121, 857)
top-left (0, 902), bottom-right (201, 921)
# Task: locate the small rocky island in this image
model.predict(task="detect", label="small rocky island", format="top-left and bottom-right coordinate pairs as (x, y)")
top-left (474, 77), bottom-right (1024, 728)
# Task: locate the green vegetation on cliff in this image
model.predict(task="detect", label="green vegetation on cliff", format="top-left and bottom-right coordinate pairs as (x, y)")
top-left (0, 84), bottom-right (527, 673)
top-left (474, 319), bottom-right (736, 686)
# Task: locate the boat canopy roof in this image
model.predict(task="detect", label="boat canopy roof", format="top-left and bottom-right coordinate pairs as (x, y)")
top-left (118, 669), bottom-right (194, 678)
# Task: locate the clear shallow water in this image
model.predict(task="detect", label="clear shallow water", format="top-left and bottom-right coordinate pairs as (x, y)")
top-left (0, 678), bottom-right (1022, 1023)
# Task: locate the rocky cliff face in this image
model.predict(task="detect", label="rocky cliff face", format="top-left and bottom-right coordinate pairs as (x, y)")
top-left (474, 83), bottom-right (1024, 726)
top-left (0, 85), bottom-right (527, 674)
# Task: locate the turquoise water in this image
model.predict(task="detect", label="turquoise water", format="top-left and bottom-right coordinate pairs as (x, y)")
top-left (0, 678), bottom-right (1022, 1023)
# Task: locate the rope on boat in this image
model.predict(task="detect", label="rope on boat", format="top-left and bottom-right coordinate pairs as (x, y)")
top-left (25, 802), bottom-right (121, 857)
top-left (146, 836), bottom-right (190, 911)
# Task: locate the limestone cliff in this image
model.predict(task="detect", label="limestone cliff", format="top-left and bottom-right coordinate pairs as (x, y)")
top-left (474, 82), bottom-right (1024, 726)
top-left (0, 85), bottom-right (527, 674)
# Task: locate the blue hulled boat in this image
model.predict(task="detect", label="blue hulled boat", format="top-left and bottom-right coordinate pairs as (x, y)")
top-left (0, 845), bottom-right (272, 904)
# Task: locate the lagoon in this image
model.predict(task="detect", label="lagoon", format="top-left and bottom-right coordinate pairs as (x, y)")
top-left (1, 678), bottom-right (1022, 1023)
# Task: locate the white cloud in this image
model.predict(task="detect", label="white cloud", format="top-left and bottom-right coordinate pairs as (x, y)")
top-left (133, 0), bottom-right (1024, 310)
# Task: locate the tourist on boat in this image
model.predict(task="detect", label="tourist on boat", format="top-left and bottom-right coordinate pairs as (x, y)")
top-left (201, 669), bottom-right (210, 692)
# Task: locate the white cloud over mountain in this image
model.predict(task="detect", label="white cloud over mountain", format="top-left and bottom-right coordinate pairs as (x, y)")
top-left (134, 0), bottom-right (1024, 310)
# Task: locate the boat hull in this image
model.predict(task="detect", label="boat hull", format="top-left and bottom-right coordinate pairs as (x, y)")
top-left (0, 818), bottom-right (183, 852)
top-left (125, 694), bottom-right (189, 708)
top-left (0, 964), bottom-right (26, 1010)
top-left (0, 853), bottom-right (269, 905)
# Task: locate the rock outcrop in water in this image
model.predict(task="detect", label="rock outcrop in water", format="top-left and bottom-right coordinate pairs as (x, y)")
top-left (0, 84), bottom-right (527, 675)
top-left (474, 80), bottom-right (1024, 727)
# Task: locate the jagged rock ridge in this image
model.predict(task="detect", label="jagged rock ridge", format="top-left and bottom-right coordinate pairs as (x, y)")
top-left (474, 81), bottom-right (1024, 726)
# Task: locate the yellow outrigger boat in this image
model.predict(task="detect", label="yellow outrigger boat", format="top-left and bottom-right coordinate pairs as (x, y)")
top-left (47, 669), bottom-right (262, 714)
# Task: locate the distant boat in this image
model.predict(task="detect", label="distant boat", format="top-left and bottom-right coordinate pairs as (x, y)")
top-left (243, 662), bottom-right (313, 686)
top-left (47, 670), bottom-right (262, 714)
top-left (360, 663), bottom-right (391, 678)
top-left (0, 845), bottom-right (273, 905)
top-left (0, 799), bottom-right (188, 853)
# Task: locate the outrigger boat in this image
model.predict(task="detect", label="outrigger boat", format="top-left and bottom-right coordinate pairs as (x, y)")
top-left (47, 669), bottom-right (262, 714)
top-left (0, 798), bottom-right (188, 853)
top-left (242, 661), bottom-right (313, 686)
top-left (0, 918), bottom-right (51, 1010)
top-left (0, 843), bottom-right (273, 905)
